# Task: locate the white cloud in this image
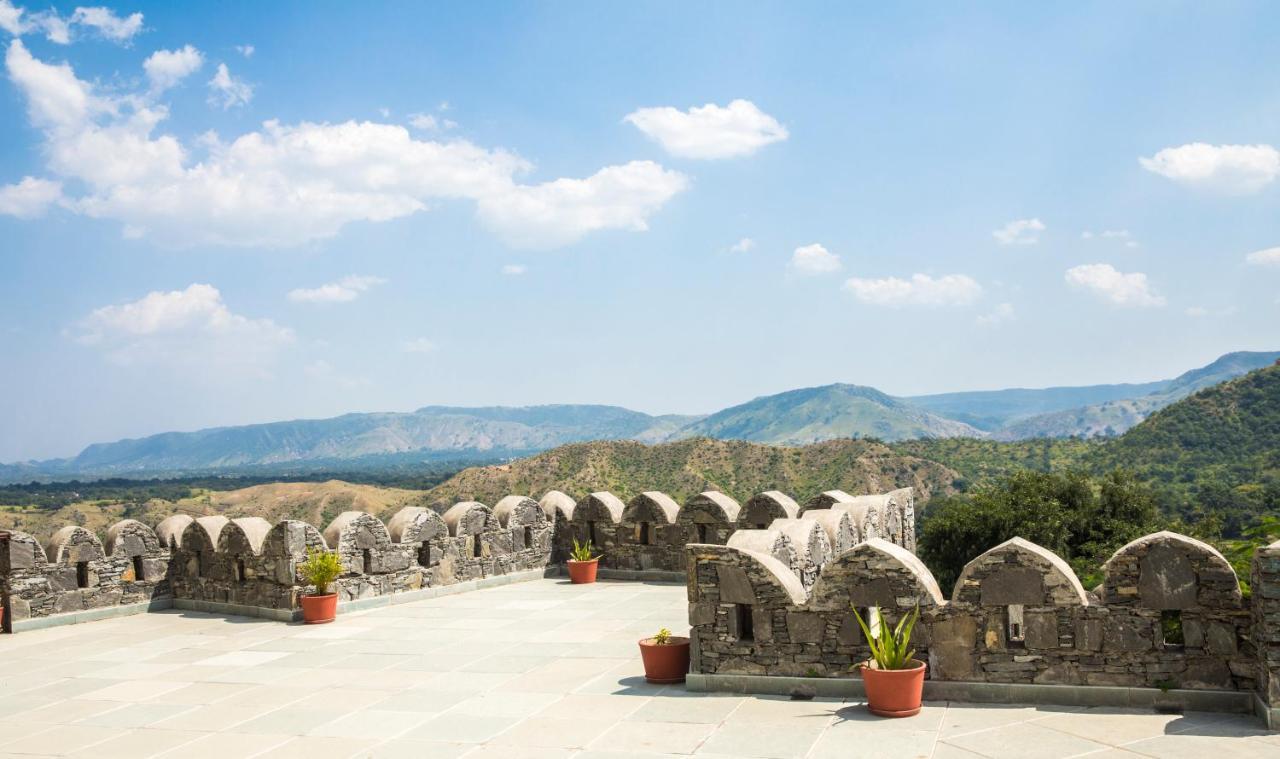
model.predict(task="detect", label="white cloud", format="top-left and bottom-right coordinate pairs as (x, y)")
top-left (475, 160), bottom-right (688, 249)
top-left (207, 62), bottom-right (251, 109)
top-left (143, 44), bottom-right (202, 93)
top-left (843, 273), bottom-right (982, 307)
top-left (1064, 263), bottom-right (1165, 307)
top-left (401, 337), bottom-right (436, 354)
top-left (287, 275), bottom-right (385, 304)
top-left (789, 243), bottom-right (841, 274)
top-left (0, 1), bottom-right (68, 44)
top-left (69, 6), bottom-right (143, 44)
top-left (1245, 246), bottom-right (1280, 268)
top-left (624, 99), bottom-right (787, 159)
top-left (235, 44), bottom-right (253, 58)
top-left (976, 302), bottom-right (1015, 326)
top-left (408, 113), bottom-right (438, 130)
top-left (75, 283), bottom-right (292, 367)
top-left (1140, 142), bottom-right (1280, 193)
top-left (0, 175), bottom-right (61, 217)
top-left (728, 237), bottom-right (754, 253)
top-left (993, 218), bottom-right (1045, 246)
top-left (500, 264), bottom-right (526, 276)
top-left (3, 40), bottom-right (686, 249)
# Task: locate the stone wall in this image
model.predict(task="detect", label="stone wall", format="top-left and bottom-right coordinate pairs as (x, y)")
top-left (687, 530), bottom-right (1263, 694)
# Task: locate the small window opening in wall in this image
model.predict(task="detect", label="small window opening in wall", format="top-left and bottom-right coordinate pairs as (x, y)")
top-left (472, 535), bottom-right (483, 558)
top-left (735, 604), bottom-right (755, 642)
top-left (234, 557), bottom-right (246, 582)
top-left (638, 522), bottom-right (651, 545)
top-left (523, 526), bottom-right (534, 550)
top-left (76, 561), bottom-right (90, 588)
top-left (418, 541), bottom-right (433, 567)
top-left (585, 521), bottom-right (597, 546)
top-left (193, 551), bottom-right (203, 578)
top-left (1007, 604), bottom-right (1026, 647)
top-left (696, 523), bottom-right (710, 543)
top-left (362, 548), bottom-right (373, 573)
top-left (131, 555), bottom-right (146, 582)
top-left (864, 607), bottom-right (883, 640)
top-left (1161, 610), bottom-right (1185, 648)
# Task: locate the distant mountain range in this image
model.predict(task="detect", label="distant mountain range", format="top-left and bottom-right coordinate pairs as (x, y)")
top-left (2, 350), bottom-right (1275, 482)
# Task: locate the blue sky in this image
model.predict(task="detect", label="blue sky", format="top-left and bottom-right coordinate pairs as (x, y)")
top-left (1, 1), bottom-right (1278, 461)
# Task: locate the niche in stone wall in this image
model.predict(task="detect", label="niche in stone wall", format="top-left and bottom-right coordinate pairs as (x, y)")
top-left (731, 603), bottom-right (755, 642)
top-left (472, 536), bottom-right (483, 558)
top-left (1160, 609), bottom-right (1185, 649)
top-left (522, 526), bottom-right (534, 550)
top-left (637, 522), bottom-right (651, 545)
top-left (76, 561), bottom-right (90, 588)
top-left (131, 555), bottom-right (146, 582)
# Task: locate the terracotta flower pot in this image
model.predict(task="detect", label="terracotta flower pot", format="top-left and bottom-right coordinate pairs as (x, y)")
top-left (567, 558), bottom-right (599, 584)
top-left (639, 636), bottom-right (690, 683)
top-left (301, 592), bottom-right (337, 624)
top-left (860, 659), bottom-right (925, 717)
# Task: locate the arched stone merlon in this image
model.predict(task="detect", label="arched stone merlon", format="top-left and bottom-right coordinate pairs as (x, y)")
top-left (1102, 531), bottom-right (1242, 609)
top-left (218, 517), bottom-right (272, 557)
top-left (768, 518), bottom-right (833, 580)
top-left (807, 538), bottom-right (944, 613)
top-left (624, 492), bottom-right (680, 525)
top-left (539, 490), bottom-right (576, 522)
top-left (45, 526), bottom-right (105, 564)
top-left (887, 487), bottom-right (916, 548)
top-left (576, 492), bottom-right (625, 524)
top-left (686, 543), bottom-right (809, 607)
top-left (155, 514), bottom-right (194, 550)
top-left (848, 495), bottom-right (893, 541)
top-left (801, 489), bottom-right (855, 514)
top-left (726, 529), bottom-right (801, 585)
top-left (952, 537), bottom-right (1089, 607)
top-left (261, 520), bottom-right (327, 559)
top-left (685, 491), bottom-right (741, 524)
top-left (104, 519), bottom-right (161, 556)
top-left (835, 501), bottom-right (876, 543)
top-left (442, 501), bottom-right (498, 537)
top-left (740, 491), bottom-right (799, 528)
top-left (494, 495), bottom-right (546, 529)
top-left (386, 507), bottom-right (448, 544)
top-left (800, 508), bottom-right (856, 554)
top-left (324, 511), bottom-right (402, 575)
top-left (179, 518), bottom-right (222, 555)
top-left (194, 516), bottom-right (229, 547)
top-left (1, 529), bottom-right (48, 570)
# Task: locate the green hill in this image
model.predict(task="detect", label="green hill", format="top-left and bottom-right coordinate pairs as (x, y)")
top-left (671, 384), bottom-right (982, 444)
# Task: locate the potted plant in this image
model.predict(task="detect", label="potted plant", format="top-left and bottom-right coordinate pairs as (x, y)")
top-left (639, 627), bottom-right (690, 683)
top-left (298, 547), bottom-right (342, 624)
top-left (851, 605), bottom-right (925, 717)
top-left (567, 537), bottom-right (600, 584)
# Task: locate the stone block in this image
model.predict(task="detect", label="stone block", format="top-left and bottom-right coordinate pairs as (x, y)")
top-left (930, 613), bottom-right (977, 680)
top-left (1024, 611), bottom-right (1058, 650)
top-left (1182, 618), bottom-right (1205, 648)
top-left (848, 577), bottom-right (896, 608)
top-left (1103, 616), bottom-right (1150, 652)
top-left (979, 566), bottom-right (1045, 606)
top-left (1205, 622), bottom-right (1237, 655)
top-left (837, 614), bottom-right (861, 645)
top-left (786, 612), bottom-right (825, 644)
top-left (717, 565), bottom-right (756, 605)
top-left (1183, 658), bottom-right (1232, 689)
top-left (689, 602), bottom-right (715, 626)
top-left (1138, 542), bottom-right (1196, 609)
top-left (1075, 618), bottom-right (1103, 651)
top-left (6, 540), bottom-right (36, 570)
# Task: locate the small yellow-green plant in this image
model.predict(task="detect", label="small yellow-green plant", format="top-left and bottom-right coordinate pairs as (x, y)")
top-left (652, 627), bottom-right (673, 645)
top-left (851, 604), bottom-right (919, 671)
top-left (299, 548), bottom-right (342, 595)
top-left (570, 537), bottom-right (600, 562)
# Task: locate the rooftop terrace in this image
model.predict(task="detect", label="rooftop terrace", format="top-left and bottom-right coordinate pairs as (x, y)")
top-left (1, 578), bottom-right (1275, 759)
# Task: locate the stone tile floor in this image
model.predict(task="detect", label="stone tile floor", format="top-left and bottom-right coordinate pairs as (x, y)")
top-left (1, 578), bottom-right (1276, 758)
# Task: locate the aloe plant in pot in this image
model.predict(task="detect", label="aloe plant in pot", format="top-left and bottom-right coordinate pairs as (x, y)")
top-left (299, 548), bottom-right (342, 624)
top-left (852, 604), bottom-right (924, 717)
top-left (639, 627), bottom-right (690, 683)
top-left (567, 537), bottom-right (601, 584)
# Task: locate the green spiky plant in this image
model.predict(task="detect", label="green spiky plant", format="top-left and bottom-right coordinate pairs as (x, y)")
top-left (652, 627), bottom-right (673, 645)
top-left (298, 548), bottom-right (342, 596)
top-left (570, 537), bottom-right (601, 562)
top-left (851, 604), bottom-right (920, 671)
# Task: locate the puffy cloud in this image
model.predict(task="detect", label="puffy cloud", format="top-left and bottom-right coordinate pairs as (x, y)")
top-left (728, 237), bottom-right (754, 253)
top-left (789, 243), bottom-right (841, 274)
top-left (69, 6), bottom-right (143, 44)
top-left (207, 62), bottom-right (251, 109)
top-left (976, 302), bottom-right (1015, 326)
top-left (993, 218), bottom-right (1045, 246)
top-left (475, 160), bottom-right (688, 249)
top-left (143, 44), bottom-right (202, 93)
top-left (236, 44), bottom-right (253, 58)
top-left (75, 283), bottom-right (292, 368)
top-left (3, 41), bottom-right (687, 249)
top-left (1140, 142), bottom-right (1280, 193)
top-left (0, 175), bottom-right (61, 217)
top-left (1064, 263), bottom-right (1165, 307)
top-left (287, 275), bottom-right (385, 304)
top-left (843, 273), bottom-right (983, 307)
top-left (624, 99), bottom-right (787, 159)
top-left (408, 113), bottom-right (438, 130)
top-left (1245, 246), bottom-right (1280, 268)
top-left (500, 264), bottom-right (526, 275)
top-left (401, 337), bottom-right (436, 354)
